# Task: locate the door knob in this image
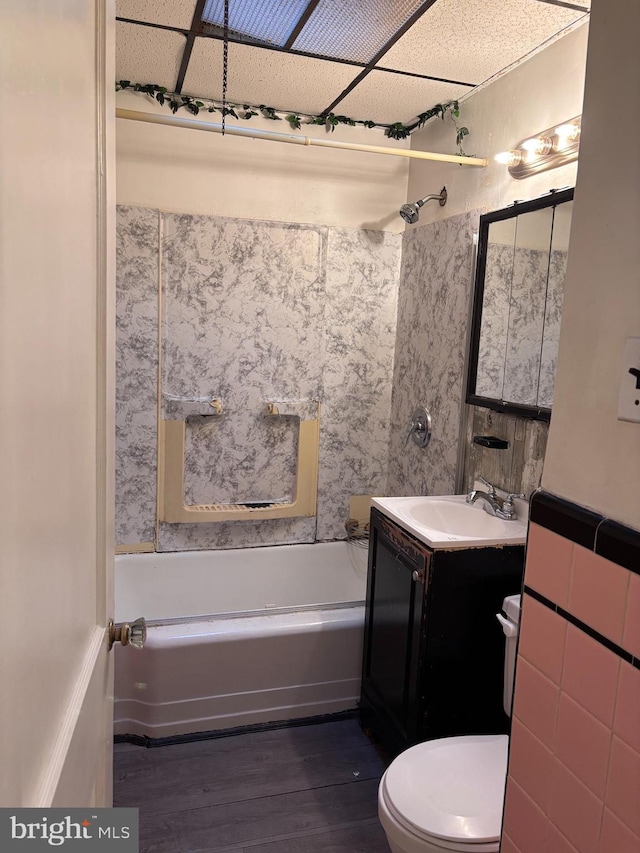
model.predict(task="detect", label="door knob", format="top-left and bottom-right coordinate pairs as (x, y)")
top-left (108, 617), bottom-right (146, 651)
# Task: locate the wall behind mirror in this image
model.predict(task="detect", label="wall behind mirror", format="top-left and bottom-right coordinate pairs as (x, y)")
top-left (467, 189), bottom-right (574, 420)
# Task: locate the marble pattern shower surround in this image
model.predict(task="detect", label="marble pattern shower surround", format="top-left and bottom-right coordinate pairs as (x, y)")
top-left (115, 206), bottom-right (159, 547)
top-left (387, 212), bottom-right (479, 497)
top-left (316, 228), bottom-right (401, 541)
top-left (158, 213), bottom-right (324, 551)
top-left (154, 213), bottom-right (401, 551)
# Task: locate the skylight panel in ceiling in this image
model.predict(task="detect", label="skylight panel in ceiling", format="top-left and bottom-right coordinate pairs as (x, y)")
top-left (292, 0), bottom-right (427, 63)
top-left (202, 0), bottom-right (310, 46)
top-left (202, 0), bottom-right (427, 62)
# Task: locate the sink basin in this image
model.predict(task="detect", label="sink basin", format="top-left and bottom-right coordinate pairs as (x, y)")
top-left (372, 494), bottom-right (528, 549)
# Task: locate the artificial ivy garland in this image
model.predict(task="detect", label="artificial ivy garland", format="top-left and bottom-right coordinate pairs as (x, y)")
top-left (116, 81), bottom-right (470, 152)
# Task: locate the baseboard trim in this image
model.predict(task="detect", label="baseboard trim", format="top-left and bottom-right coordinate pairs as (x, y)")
top-left (114, 708), bottom-right (357, 748)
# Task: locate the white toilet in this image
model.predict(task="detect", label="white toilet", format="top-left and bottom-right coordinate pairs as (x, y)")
top-left (378, 594), bottom-right (521, 853)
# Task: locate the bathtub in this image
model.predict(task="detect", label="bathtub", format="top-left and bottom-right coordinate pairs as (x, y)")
top-left (114, 541), bottom-right (368, 738)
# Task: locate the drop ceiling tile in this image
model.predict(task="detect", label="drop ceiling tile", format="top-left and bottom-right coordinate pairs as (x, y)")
top-left (336, 71), bottom-right (472, 125)
top-left (116, 0), bottom-right (197, 30)
top-left (183, 39), bottom-right (360, 115)
top-left (116, 22), bottom-right (185, 90)
top-left (380, 0), bottom-right (588, 85)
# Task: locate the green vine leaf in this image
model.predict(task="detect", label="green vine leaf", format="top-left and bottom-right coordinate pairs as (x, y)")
top-left (260, 105), bottom-right (282, 121)
top-left (386, 123), bottom-right (410, 140)
top-left (456, 126), bottom-right (469, 146)
top-left (325, 114), bottom-right (340, 132)
top-left (286, 114), bottom-right (302, 130)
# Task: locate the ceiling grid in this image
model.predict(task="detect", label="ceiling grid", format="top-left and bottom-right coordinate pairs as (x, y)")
top-left (115, 0), bottom-right (590, 126)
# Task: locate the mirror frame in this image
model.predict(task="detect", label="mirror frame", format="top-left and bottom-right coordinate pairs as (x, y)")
top-left (466, 187), bottom-right (574, 422)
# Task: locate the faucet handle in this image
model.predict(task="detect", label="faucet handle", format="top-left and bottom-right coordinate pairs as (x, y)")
top-left (478, 476), bottom-right (497, 496)
top-left (502, 493), bottom-right (526, 516)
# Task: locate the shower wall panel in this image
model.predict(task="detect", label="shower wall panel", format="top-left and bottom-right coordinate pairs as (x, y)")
top-left (387, 212), bottom-right (478, 497)
top-left (317, 228), bottom-right (400, 541)
top-left (115, 206), bottom-right (401, 551)
top-left (115, 206), bottom-right (159, 548)
top-left (159, 213), bottom-right (326, 551)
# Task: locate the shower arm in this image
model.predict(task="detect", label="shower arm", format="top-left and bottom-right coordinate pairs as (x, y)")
top-left (417, 191), bottom-right (446, 207)
top-left (115, 108), bottom-right (488, 167)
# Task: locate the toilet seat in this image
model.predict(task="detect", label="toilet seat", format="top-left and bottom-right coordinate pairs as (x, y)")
top-left (379, 735), bottom-right (508, 851)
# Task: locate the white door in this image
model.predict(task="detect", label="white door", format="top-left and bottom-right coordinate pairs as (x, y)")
top-left (0, 1), bottom-right (116, 806)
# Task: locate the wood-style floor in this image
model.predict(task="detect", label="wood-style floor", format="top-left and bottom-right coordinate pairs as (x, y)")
top-left (113, 718), bottom-right (392, 853)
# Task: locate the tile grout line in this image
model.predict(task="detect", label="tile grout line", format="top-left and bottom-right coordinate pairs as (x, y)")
top-left (523, 585), bottom-right (638, 669)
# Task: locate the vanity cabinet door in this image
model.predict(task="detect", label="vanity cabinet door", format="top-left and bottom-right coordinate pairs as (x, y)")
top-left (360, 511), bottom-right (431, 754)
top-left (360, 508), bottom-right (524, 757)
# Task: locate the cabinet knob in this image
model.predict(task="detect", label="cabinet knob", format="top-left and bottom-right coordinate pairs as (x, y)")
top-left (412, 570), bottom-right (420, 581)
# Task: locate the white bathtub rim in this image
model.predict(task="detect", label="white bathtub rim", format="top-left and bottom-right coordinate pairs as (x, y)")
top-left (140, 598), bottom-right (365, 629)
top-left (141, 604), bottom-right (365, 643)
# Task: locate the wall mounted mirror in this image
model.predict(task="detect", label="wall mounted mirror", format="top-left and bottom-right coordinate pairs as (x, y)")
top-left (466, 188), bottom-right (574, 421)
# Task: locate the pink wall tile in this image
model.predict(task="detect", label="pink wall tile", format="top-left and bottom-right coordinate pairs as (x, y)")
top-left (508, 718), bottom-right (556, 813)
top-left (512, 658), bottom-right (559, 748)
top-left (555, 692), bottom-right (612, 798)
top-left (518, 594), bottom-right (567, 684)
top-left (525, 523), bottom-right (573, 608)
top-left (547, 759), bottom-right (603, 853)
top-left (598, 808), bottom-right (640, 853)
top-left (613, 660), bottom-right (640, 754)
top-left (502, 779), bottom-right (548, 853)
top-left (546, 823), bottom-right (580, 853)
top-left (604, 736), bottom-right (640, 837)
top-left (561, 624), bottom-right (620, 726)
top-left (622, 573), bottom-right (640, 658)
top-left (568, 546), bottom-right (629, 644)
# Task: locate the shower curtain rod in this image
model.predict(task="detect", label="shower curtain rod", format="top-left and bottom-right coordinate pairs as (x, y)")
top-left (116, 108), bottom-right (488, 167)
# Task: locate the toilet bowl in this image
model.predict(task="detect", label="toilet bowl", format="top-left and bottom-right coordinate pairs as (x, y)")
top-left (378, 594), bottom-right (521, 853)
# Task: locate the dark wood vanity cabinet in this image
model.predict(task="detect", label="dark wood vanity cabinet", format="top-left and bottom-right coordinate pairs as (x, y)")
top-left (359, 507), bottom-right (524, 757)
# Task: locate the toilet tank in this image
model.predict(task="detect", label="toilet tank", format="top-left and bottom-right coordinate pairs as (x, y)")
top-left (497, 594), bottom-right (522, 717)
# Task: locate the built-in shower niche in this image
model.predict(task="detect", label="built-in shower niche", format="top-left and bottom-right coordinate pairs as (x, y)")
top-left (158, 400), bottom-right (320, 522)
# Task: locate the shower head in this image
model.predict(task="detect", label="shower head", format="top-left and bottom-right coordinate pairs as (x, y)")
top-left (399, 186), bottom-right (447, 224)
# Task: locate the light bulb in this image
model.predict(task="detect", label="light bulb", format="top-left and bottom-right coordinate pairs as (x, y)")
top-left (521, 136), bottom-right (553, 156)
top-left (494, 150), bottom-right (522, 167)
top-left (554, 122), bottom-right (580, 148)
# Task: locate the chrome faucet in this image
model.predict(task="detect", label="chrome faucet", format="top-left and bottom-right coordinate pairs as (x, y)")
top-left (466, 477), bottom-right (524, 521)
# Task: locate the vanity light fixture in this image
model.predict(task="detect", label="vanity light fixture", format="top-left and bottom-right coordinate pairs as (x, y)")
top-left (494, 115), bottom-right (581, 179)
top-left (494, 150), bottom-right (522, 167)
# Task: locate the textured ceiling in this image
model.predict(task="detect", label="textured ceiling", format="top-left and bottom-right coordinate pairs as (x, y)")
top-left (183, 39), bottom-right (359, 114)
top-left (337, 71), bottom-right (472, 125)
top-left (116, 22), bottom-right (185, 91)
top-left (381, 0), bottom-right (584, 84)
top-left (117, 0), bottom-right (197, 30)
top-left (115, 0), bottom-right (590, 126)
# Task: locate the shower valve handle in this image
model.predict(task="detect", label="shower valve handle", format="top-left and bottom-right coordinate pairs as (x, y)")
top-left (405, 406), bottom-right (433, 449)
